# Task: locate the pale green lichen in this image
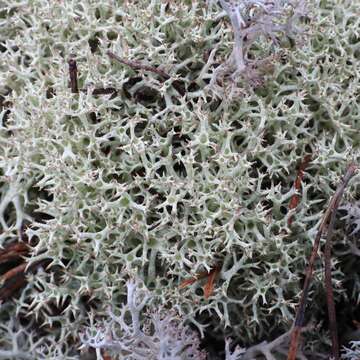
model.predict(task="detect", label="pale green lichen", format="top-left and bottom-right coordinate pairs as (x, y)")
top-left (0, 0), bottom-right (360, 359)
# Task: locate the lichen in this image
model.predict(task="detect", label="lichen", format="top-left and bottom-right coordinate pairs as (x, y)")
top-left (0, 0), bottom-right (359, 358)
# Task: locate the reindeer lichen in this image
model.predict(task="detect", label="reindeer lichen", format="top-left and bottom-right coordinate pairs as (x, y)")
top-left (0, 0), bottom-right (359, 359)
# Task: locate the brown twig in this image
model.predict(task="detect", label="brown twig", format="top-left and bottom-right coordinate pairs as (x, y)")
top-left (107, 51), bottom-right (187, 95)
top-left (68, 58), bottom-right (79, 93)
top-left (107, 50), bottom-right (170, 80)
top-left (287, 163), bottom-right (357, 360)
top-left (288, 154), bottom-right (312, 226)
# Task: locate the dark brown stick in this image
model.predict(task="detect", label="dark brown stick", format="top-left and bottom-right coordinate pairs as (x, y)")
top-left (107, 50), bottom-right (170, 80)
top-left (287, 163), bottom-right (357, 360)
top-left (68, 59), bottom-right (79, 93)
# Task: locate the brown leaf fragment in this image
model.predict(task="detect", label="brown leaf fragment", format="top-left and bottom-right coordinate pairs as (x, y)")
top-left (179, 266), bottom-right (220, 299)
top-left (203, 266), bottom-right (220, 299)
top-left (288, 154), bottom-right (312, 225)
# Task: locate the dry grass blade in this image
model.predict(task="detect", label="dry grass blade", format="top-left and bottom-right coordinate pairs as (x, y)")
top-left (287, 163), bottom-right (358, 360)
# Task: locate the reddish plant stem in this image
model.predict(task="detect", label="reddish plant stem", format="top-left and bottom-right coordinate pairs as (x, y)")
top-left (287, 163), bottom-right (357, 360)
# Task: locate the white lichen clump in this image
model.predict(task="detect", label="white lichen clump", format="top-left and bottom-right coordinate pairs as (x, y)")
top-left (208, 0), bottom-right (306, 87)
top-left (81, 280), bottom-right (207, 360)
top-left (342, 341), bottom-right (360, 360)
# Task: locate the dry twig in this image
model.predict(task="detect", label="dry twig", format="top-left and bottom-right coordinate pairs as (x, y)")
top-left (287, 163), bottom-right (358, 360)
top-left (107, 51), bottom-right (170, 80)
